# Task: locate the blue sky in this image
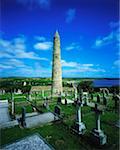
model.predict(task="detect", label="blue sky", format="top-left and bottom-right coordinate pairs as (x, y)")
top-left (0, 0), bottom-right (119, 78)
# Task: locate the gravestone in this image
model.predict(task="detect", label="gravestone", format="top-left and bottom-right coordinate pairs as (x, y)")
top-left (21, 107), bottom-right (26, 127)
top-left (103, 94), bottom-right (107, 106)
top-left (79, 89), bottom-right (83, 102)
top-left (42, 90), bottom-right (45, 98)
top-left (11, 92), bottom-right (15, 116)
top-left (65, 98), bottom-right (67, 105)
top-left (43, 97), bottom-right (49, 109)
top-left (72, 83), bottom-right (78, 100)
top-left (90, 93), bottom-right (94, 100)
top-left (91, 104), bottom-right (107, 145)
top-left (28, 92), bottom-right (32, 101)
top-left (72, 100), bottom-right (86, 135)
top-left (81, 91), bottom-right (89, 106)
top-left (57, 94), bottom-right (62, 104)
top-left (113, 94), bottom-right (119, 112)
top-left (54, 105), bottom-right (61, 116)
top-left (97, 94), bottom-right (101, 103)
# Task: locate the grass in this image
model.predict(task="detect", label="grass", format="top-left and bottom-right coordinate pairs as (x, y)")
top-left (1, 110), bottom-right (119, 150)
top-left (0, 93), bottom-right (119, 150)
top-left (1, 124), bottom-right (86, 150)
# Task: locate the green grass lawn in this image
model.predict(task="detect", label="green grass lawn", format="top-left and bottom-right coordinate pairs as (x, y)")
top-left (0, 93), bottom-right (119, 150)
top-left (1, 110), bottom-right (119, 150)
top-left (15, 104), bottom-right (33, 114)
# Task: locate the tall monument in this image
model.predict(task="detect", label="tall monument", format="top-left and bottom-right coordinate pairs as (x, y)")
top-left (51, 31), bottom-right (62, 97)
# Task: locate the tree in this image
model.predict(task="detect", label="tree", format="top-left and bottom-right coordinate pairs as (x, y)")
top-left (77, 81), bottom-right (93, 93)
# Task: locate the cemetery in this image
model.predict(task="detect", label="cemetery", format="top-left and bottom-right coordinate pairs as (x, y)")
top-left (0, 78), bottom-right (119, 150)
top-left (0, 31), bottom-right (119, 148)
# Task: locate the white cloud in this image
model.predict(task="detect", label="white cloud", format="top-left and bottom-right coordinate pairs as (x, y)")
top-left (34, 41), bottom-right (52, 50)
top-left (0, 58), bottom-right (26, 70)
top-left (0, 64), bottom-right (13, 69)
top-left (15, 63), bottom-right (51, 77)
top-left (93, 24), bottom-right (119, 48)
top-left (0, 37), bottom-right (48, 60)
top-left (35, 36), bottom-right (46, 41)
top-left (114, 59), bottom-right (120, 67)
top-left (61, 60), bottom-right (79, 67)
top-left (66, 8), bottom-right (76, 23)
top-left (65, 42), bottom-right (81, 51)
top-left (61, 59), bottom-right (105, 73)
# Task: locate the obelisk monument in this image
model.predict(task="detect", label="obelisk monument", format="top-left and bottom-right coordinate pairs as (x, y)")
top-left (51, 31), bottom-right (62, 97)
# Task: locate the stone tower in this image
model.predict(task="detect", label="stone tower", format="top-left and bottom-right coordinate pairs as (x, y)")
top-left (51, 31), bottom-right (62, 97)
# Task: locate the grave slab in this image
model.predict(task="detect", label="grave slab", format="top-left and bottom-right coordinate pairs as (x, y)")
top-left (0, 100), bottom-right (10, 124)
top-left (25, 112), bottom-right (58, 128)
top-left (2, 134), bottom-right (53, 150)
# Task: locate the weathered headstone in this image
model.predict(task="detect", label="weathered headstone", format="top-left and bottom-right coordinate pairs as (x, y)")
top-left (43, 97), bottom-right (49, 109)
top-left (57, 94), bottom-right (62, 104)
top-left (65, 98), bottom-right (67, 105)
top-left (91, 104), bottom-right (107, 145)
top-left (11, 92), bottom-right (15, 115)
top-left (54, 105), bottom-right (61, 116)
top-left (113, 94), bottom-right (119, 112)
top-left (81, 91), bottom-right (89, 106)
top-left (103, 95), bottom-right (107, 106)
top-left (72, 100), bottom-right (86, 135)
top-left (27, 92), bottom-right (32, 101)
top-left (90, 93), bottom-right (94, 100)
top-left (42, 90), bottom-right (45, 98)
top-left (97, 94), bottom-right (101, 103)
top-left (21, 107), bottom-right (26, 127)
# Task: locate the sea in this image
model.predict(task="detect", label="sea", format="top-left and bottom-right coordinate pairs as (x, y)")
top-left (93, 79), bottom-right (120, 87)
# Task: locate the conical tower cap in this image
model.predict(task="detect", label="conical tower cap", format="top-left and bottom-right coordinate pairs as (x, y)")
top-left (54, 30), bottom-right (60, 38)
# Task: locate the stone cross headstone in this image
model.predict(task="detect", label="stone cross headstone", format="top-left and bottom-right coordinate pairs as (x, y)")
top-left (103, 93), bottom-right (107, 106)
top-left (79, 89), bottom-right (83, 102)
top-left (113, 94), bottom-right (119, 112)
top-left (11, 92), bottom-right (15, 115)
top-left (90, 93), bottom-right (94, 100)
top-left (65, 98), bottom-right (67, 105)
top-left (97, 94), bottom-right (101, 103)
top-left (42, 90), bottom-right (44, 98)
top-left (57, 94), bottom-right (62, 104)
top-left (27, 92), bottom-right (32, 101)
top-left (54, 105), bottom-right (61, 116)
top-left (72, 100), bottom-right (86, 135)
top-left (91, 104), bottom-right (107, 145)
top-left (43, 97), bottom-right (49, 109)
top-left (21, 107), bottom-right (26, 127)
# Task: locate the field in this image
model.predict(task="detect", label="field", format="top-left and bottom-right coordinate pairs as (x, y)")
top-left (0, 88), bottom-right (119, 150)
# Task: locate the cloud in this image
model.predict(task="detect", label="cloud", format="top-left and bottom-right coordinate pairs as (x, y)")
top-left (61, 60), bottom-right (79, 67)
top-left (93, 21), bottom-right (120, 48)
top-left (0, 64), bottom-right (13, 69)
top-left (0, 58), bottom-right (26, 71)
top-left (65, 42), bottom-right (81, 51)
top-left (0, 36), bottom-right (48, 60)
top-left (34, 41), bottom-right (52, 50)
top-left (35, 36), bottom-right (46, 41)
top-left (16, 0), bottom-right (50, 9)
top-left (12, 63), bottom-right (51, 77)
top-left (93, 30), bottom-right (119, 48)
top-left (114, 59), bottom-right (120, 67)
top-left (66, 8), bottom-right (76, 23)
top-left (61, 59), bottom-right (105, 73)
